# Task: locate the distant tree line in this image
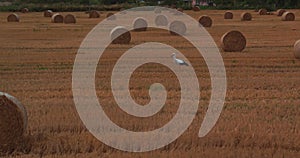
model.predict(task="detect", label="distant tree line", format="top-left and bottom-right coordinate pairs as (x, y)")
top-left (1, 0), bottom-right (299, 11)
top-left (10, 0), bottom-right (300, 8)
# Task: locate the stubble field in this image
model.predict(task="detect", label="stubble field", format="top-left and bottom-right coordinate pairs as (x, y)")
top-left (0, 9), bottom-right (300, 157)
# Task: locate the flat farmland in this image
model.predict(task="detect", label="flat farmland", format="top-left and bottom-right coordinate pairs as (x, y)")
top-left (0, 9), bottom-right (300, 157)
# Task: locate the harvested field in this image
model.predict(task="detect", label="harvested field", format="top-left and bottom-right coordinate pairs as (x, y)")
top-left (0, 10), bottom-right (299, 157)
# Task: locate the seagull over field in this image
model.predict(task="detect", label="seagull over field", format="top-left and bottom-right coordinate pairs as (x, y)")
top-left (171, 53), bottom-right (189, 66)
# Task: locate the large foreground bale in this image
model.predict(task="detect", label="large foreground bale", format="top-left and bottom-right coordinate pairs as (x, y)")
top-left (169, 20), bottom-right (186, 36)
top-left (155, 14), bottom-right (168, 26)
top-left (258, 9), bottom-right (267, 15)
top-left (133, 17), bottom-right (148, 31)
top-left (21, 8), bottom-right (29, 13)
top-left (241, 12), bottom-right (252, 21)
top-left (110, 26), bottom-right (131, 44)
top-left (276, 9), bottom-right (286, 16)
top-left (51, 13), bottom-right (63, 23)
top-left (224, 11), bottom-right (233, 19)
top-left (64, 14), bottom-right (76, 24)
top-left (89, 10), bottom-right (100, 18)
top-left (221, 30), bottom-right (246, 52)
top-left (44, 10), bottom-right (53, 17)
top-left (294, 40), bottom-right (300, 59)
top-left (7, 13), bottom-right (19, 22)
top-left (198, 15), bottom-right (212, 27)
top-left (0, 92), bottom-right (27, 153)
top-left (281, 12), bottom-right (295, 21)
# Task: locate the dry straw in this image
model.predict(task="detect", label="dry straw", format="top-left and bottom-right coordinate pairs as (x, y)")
top-left (110, 26), bottom-right (131, 44)
top-left (7, 13), bottom-right (19, 22)
top-left (44, 10), bottom-right (53, 17)
top-left (51, 13), bottom-right (63, 23)
top-left (89, 10), bottom-right (100, 18)
top-left (106, 13), bottom-right (116, 20)
top-left (133, 17), bottom-right (148, 31)
top-left (64, 14), bottom-right (76, 24)
top-left (258, 9), bottom-right (267, 15)
top-left (276, 9), bottom-right (286, 16)
top-left (169, 20), bottom-right (187, 36)
top-left (198, 15), bottom-right (212, 27)
top-left (224, 11), bottom-right (233, 19)
top-left (0, 92), bottom-right (27, 153)
top-left (294, 40), bottom-right (300, 59)
top-left (241, 12), bottom-right (252, 21)
top-left (221, 30), bottom-right (246, 52)
top-left (155, 14), bottom-right (168, 26)
top-left (281, 12), bottom-right (295, 21)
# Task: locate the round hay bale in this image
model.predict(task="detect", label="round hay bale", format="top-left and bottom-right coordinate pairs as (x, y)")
top-left (294, 40), bottom-right (300, 59)
top-left (221, 30), bottom-right (246, 52)
top-left (241, 12), bottom-right (252, 21)
top-left (155, 14), bottom-right (168, 26)
top-left (110, 26), bottom-right (131, 44)
top-left (198, 15), bottom-right (212, 27)
top-left (258, 9), bottom-right (267, 15)
top-left (154, 7), bottom-right (162, 14)
top-left (281, 12), bottom-right (295, 21)
top-left (0, 92), bottom-right (27, 152)
top-left (44, 10), bottom-right (53, 17)
top-left (7, 13), bottom-right (19, 22)
top-left (64, 14), bottom-right (76, 24)
top-left (192, 6), bottom-right (200, 11)
top-left (51, 13), bottom-right (63, 23)
top-left (89, 10), bottom-right (100, 18)
top-left (266, 12), bottom-right (274, 15)
top-left (21, 8), bottom-right (29, 13)
top-left (169, 20), bottom-right (187, 36)
top-left (224, 11), bottom-right (233, 19)
top-left (133, 17), bottom-right (148, 31)
top-left (106, 13), bottom-right (116, 20)
top-left (276, 9), bottom-right (286, 16)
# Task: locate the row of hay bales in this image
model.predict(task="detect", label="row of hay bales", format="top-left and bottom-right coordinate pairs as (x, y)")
top-left (154, 9), bottom-right (295, 29)
top-left (110, 8), bottom-right (300, 58)
top-left (46, 10), bottom-right (75, 24)
top-left (7, 10), bottom-right (116, 23)
top-left (6, 12), bottom-right (77, 24)
top-left (86, 10), bottom-right (116, 20)
top-left (178, 8), bottom-right (298, 56)
top-left (256, 8), bottom-right (295, 21)
top-left (109, 15), bottom-right (246, 52)
top-left (51, 13), bottom-right (76, 24)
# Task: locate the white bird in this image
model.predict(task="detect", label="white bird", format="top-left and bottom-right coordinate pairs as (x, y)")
top-left (171, 53), bottom-right (189, 66)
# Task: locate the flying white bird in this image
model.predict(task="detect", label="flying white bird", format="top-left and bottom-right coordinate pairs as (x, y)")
top-left (171, 53), bottom-right (189, 66)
